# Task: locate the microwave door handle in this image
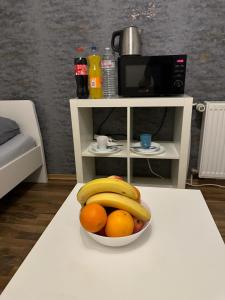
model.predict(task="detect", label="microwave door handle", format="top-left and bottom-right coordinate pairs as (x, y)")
top-left (111, 30), bottom-right (122, 53)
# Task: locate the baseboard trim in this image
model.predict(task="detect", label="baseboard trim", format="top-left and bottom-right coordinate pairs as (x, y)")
top-left (48, 174), bottom-right (77, 181)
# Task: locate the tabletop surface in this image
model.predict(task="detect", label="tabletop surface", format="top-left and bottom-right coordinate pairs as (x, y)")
top-left (1, 184), bottom-right (225, 300)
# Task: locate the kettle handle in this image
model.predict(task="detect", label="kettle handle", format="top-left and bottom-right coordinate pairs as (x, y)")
top-left (111, 30), bottom-right (122, 53)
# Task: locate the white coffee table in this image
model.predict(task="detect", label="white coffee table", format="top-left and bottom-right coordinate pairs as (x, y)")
top-left (1, 184), bottom-right (225, 300)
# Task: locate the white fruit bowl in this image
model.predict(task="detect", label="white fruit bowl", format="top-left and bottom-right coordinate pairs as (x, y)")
top-left (83, 202), bottom-right (151, 247)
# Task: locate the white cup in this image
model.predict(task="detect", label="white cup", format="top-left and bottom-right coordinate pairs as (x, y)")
top-left (97, 135), bottom-right (108, 150)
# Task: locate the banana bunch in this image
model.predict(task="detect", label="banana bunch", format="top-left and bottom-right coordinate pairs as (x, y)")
top-left (77, 177), bottom-right (151, 222)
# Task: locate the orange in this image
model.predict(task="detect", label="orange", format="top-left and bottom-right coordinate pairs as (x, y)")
top-left (105, 210), bottom-right (134, 237)
top-left (80, 203), bottom-right (107, 233)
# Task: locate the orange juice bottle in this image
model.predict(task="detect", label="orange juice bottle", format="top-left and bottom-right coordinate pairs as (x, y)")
top-left (87, 46), bottom-right (103, 99)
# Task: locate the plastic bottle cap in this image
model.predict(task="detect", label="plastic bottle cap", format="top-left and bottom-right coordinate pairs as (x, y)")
top-left (76, 47), bottom-right (84, 52)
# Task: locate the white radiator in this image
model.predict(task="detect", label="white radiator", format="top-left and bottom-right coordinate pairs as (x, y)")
top-left (198, 101), bottom-right (225, 178)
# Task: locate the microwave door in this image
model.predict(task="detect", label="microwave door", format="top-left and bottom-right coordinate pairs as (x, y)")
top-left (148, 62), bottom-right (173, 95)
top-left (125, 64), bottom-right (155, 95)
top-left (125, 65), bottom-right (145, 88)
top-left (142, 64), bottom-right (155, 94)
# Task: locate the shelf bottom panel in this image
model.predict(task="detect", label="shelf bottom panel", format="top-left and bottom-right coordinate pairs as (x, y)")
top-left (131, 177), bottom-right (176, 188)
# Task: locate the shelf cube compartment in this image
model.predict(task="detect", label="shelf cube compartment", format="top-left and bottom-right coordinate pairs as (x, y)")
top-left (130, 158), bottom-right (177, 188)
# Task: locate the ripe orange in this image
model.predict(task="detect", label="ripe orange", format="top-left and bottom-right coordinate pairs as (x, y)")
top-left (105, 210), bottom-right (134, 237)
top-left (80, 203), bottom-right (107, 233)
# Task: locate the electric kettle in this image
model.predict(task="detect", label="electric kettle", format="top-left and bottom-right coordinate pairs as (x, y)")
top-left (111, 26), bottom-right (142, 56)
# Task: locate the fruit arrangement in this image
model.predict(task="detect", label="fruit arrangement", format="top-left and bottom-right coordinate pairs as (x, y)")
top-left (77, 176), bottom-right (151, 238)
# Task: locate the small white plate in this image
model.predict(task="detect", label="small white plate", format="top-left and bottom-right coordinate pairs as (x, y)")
top-left (88, 142), bottom-right (121, 155)
top-left (130, 142), bottom-right (165, 155)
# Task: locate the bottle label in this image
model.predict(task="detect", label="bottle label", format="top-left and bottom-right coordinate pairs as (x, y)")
top-left (101, 60), bottom-right (115, 68)
top-left (74, 64), bottom-right (87, 75)
top-left (90, 77), bottom-right (101, 88)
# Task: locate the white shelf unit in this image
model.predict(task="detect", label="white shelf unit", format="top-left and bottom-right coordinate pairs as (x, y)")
top-left (70, 96), bottom-right (193, 188)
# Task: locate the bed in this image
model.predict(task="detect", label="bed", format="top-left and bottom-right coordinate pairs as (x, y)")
top-left (0, 100), bottom-right (48, 198)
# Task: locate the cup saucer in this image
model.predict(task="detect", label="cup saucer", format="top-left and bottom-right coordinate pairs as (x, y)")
top-left (130, 142), bottom-right (165, 155)
top-left (88, 142), bottom-right (121, 155)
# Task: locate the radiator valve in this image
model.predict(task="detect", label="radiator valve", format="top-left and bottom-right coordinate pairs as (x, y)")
top-left (196, 103), bottom-right (206, 112)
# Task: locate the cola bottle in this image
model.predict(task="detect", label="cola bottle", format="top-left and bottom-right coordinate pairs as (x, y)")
top-left (74, 47), bottom-right (89, 99)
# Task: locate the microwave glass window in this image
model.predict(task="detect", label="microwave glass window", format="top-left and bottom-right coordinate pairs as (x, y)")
top-left (125, 65), bottom-right (146, 87)
top-left (125, 64), bottom-right (164, 92)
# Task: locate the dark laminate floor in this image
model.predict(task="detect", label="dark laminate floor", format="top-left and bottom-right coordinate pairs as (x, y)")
top-left (0, 177), bottom-right (224, 293)
top-left (0, 177), bottom-right (76, 293)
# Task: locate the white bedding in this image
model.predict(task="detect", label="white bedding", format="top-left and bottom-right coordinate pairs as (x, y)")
top-left (0, 134), bottom-right (36, 168)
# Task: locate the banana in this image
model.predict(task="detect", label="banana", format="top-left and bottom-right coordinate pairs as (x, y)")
top-left (86, 192), bottom-right (151, 222)
top-left (77, 178), bottom-right (140, 207)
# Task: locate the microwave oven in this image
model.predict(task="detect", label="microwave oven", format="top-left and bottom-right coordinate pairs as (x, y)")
top-left (118, 55), bottom-right (187, 97)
